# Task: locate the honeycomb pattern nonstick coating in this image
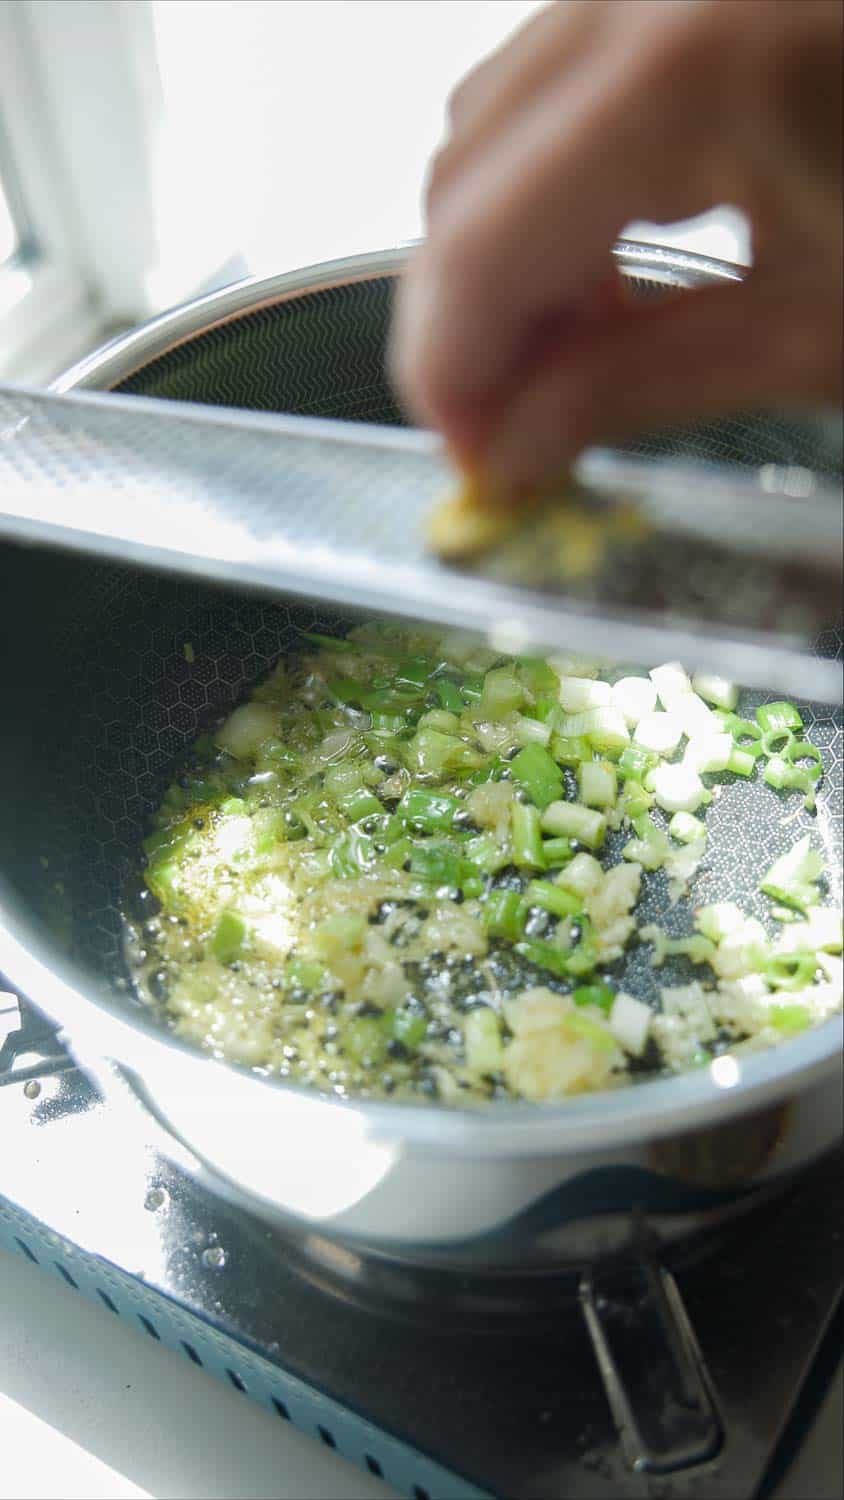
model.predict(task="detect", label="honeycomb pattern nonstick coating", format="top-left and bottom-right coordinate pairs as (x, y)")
top-left (0, 269), bottom-right (840, 1024)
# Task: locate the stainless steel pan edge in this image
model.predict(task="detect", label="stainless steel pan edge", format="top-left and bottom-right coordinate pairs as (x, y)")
top-left (51, 239), bottom-right (741, 396)
top-left (0, 243), bottom-right (838, 1265)
top-left (2, 899), bottom-right (842, 1263)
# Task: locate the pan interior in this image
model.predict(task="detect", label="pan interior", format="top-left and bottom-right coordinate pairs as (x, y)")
top-left (0, 268), bottom-right (840, 1066)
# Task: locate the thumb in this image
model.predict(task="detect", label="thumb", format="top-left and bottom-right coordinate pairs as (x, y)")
top-left (484, 264), bottom-right (842, 487)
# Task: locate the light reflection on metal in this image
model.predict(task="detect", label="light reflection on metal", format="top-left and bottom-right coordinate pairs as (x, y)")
top-left (710, 1055), bottom-right (741, 1090)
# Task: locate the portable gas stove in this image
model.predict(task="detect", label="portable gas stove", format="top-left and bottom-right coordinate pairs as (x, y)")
top-left (1, 982), bottom-right (841, 1500)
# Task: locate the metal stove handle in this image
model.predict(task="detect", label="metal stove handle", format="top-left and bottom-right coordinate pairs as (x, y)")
top-left (580, 1225), bottom-right (723, 1476)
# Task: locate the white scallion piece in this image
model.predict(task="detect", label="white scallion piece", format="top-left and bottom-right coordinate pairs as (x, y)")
top-left (609, 991), bottom-right (652, 1056)
top-left (660, 983), bottom-right (716, 1041)
top-left (559, 677), bottom-right (612, 712)
top-left (611, 675), bottom-right (658, 727)
top-left (578, 761), bottom-right (617, 808)
top-left (647, 763), bottom-right (709, 813)
top-left (669, 811), bottom-right (706, 843)
top-left (683, 732), bottom-right (733, 773)
top-left (560, 707), bottom-right (630, 749)
top-left (775, 908), bottom-right (843, 954)
top-left (695, 902), bottom-right (747, 943)
top-left (692, 673), bottom-right (739, 712)
top-left (649, 662), bottom-right (692, 707)
top-left (215, 703), bottom-right (277, 759)
top-left (633, 711), bottom-right (683, 756)
top-left (672, 693), bottom-right (721, 738)
top-left (555, 852), bottom-right (604, 897)
top-left (709, 917), bottom-right (769, 979)
top-left (548, 656), bottom-right (600, 680)
top-left (514, 716), bottom-right (552, 747)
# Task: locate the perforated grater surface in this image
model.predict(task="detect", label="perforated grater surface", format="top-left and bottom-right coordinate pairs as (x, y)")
top-left (0, 382), bottom-right (840, 702)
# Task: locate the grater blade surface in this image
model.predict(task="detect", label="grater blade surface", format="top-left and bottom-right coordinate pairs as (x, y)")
top-left (0, 382), bottom-right (840, 700)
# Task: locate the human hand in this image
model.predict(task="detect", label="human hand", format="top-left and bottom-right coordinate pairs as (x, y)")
top-left (389, 0), bottom-right (843, 488)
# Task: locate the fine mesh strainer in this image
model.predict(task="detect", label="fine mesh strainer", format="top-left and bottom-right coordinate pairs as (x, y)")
top-left (0, 246), bottom-right (841, 1266)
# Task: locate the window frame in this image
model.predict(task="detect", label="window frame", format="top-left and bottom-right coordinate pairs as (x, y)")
top-left (0, 1), bottom-right (104, 380)
top-left (0, 0), bottom-right (244, 382)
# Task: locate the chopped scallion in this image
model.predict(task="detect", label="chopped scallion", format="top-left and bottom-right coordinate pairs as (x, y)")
top-left (756, 701), bottom-right (803, 734)
top-left (434, 678), bottom-right (465, 715)
top-left (211, 909), bottom-right (247, 964)
top-left (572, 982), bottom-right (614, 1013)
top-left (727, 747), bottom-right (756, 777)
top-left (381, 1005), bottom-right (428, 1049)
top-left (769, 1003), bottom-right (811, 1033)
top-left (285, 958), bottom-right (327, 991)
top-left (516, 657), bottom-right (560, 698)
top-left (718, 713), bottom-right (764, 751)
top-left (566, 1012), bottom-right (616, 1051)
top-left (766, 952), bottom-right (819, 990)
top-left (397, 788), bottom-right (462, 832)
top-left (464, 1007), bottom-right (504, 1075)
top-left (549, 733), bottom-right (592, 765)
top-left (515, 938), bottom-right (570, 978)
top-left (578, 760), bottom-right (617, 809)
top-left (482, 888), bottom-right (527, 941)
top-left (510, 743), bottom-right (564, 809)
top-left (761, 727), bottom-right (795, 758)
top-left (339, 788), bottom-right (383, 823)
top-left (330, 827), bottom-right (377, 877)
top-left (345, 1017), bottom-right (388, 1065)
top-left (541, 836), bottom-right (576, 868)
top-left (541, 801), bottom-right (606, 849)
top-left (510, 801), bottom-right (545, 868)
top-left (465, 832), bottom-right (510, 874)
top-left (480, 668), bottom-right (523, 719)
top-left (617, 745), bottom-right (658, 780)
top-left (525, 880), bottom-right (583, 918)
top-left (760, 836), bottom-right (824, 912)
top-left (691, 673), bottom-right (738, 712)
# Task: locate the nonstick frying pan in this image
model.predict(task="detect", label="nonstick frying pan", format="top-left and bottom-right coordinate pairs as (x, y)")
top-left (0, 245), bottom-right (840, 1268)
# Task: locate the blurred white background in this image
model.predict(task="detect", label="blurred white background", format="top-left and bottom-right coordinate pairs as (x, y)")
top-left (0, 0), bottom-right (748, 382)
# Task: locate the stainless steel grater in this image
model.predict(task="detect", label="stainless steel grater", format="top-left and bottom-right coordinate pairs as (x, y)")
top-left (0, 381), bottom-right (840, 700)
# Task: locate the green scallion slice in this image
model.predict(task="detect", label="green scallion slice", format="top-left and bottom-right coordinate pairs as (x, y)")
top-left (510, 743), bottom-right (564, 809)
top-left (756, 701), bottom-right (803, 734)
